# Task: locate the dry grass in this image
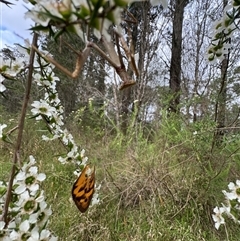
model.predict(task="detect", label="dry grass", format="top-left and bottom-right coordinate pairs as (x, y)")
top-left (1, 117), bottom-right (240, 240)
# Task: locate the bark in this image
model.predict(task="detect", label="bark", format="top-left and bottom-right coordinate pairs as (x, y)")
top-left (169, 0), bottom-right (189, 113)
top-left (213, 0), bottom-right (230, 145)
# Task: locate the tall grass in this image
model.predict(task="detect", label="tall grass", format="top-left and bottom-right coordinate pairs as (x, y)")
top-left (1, 112), bottom-right (240, 240)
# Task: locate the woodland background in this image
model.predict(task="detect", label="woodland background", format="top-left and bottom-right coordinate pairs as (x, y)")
top-left (1, 0), bottom-right (240, 240)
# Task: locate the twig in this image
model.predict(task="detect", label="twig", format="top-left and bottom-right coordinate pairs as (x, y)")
top-left (1, 33), bottom-right (38, 225)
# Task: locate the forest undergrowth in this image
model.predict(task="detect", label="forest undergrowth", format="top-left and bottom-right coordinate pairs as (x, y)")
top-left (1, 111), bottom-right (240, 241)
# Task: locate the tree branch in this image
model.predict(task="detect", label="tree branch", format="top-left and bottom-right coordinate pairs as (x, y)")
top-left (1, 33), bottom-right (38, 225)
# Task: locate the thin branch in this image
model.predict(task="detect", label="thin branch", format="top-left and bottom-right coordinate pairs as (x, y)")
top-left (1, 33), bottom-right (38, 225)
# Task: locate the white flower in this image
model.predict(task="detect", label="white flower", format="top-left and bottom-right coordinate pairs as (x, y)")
top-left (40, 73), bottom-right (59, 90)
top-left (52, 112), bottom-right (64, 126)
top-left (212, 206), bottom-right (225, 230)
top-left (0, 221), bottom-right (10, 239)
top-left (10, 220), bottom-right (30, 240)
top-left (22, 197), bottom-right (38, 214)
top-left (28, 226), bottom-right (41, 241)
top-left (223, 180), bottom-right (240, 202)
top-left (15, 182), bottom-right (27, 195)
top-left (36, 201), bottom-right (53, 227)
top-left (39, 229), bottom-right (51, 240)
top-left (58, 145), bottom-right (79, 163)
top-left (221, 202), bottom-right (238, 221)
top-left (42, 134), bottom-right (60, 141)
top-left (14, 163), bottom-right (46, 196)
top-left (29, 212), bottom-right (39, 224)
top-left (62, 129), bottom-right (75, 145)
top-left (80, 149), bottom-right (85, 158)
top-left (90, 192), bottom-right (100, 206)
top-left (58, 156), bottom-right (68, 164)
top-left (28, 227), bottom-right (55, 241)
top-left (0, 221), bottom-right (5, 230)
top-left (33, 73), bottom-right (43, 86)
top-left (0, 124), bottom-right (7, 138)
top-left (10, 61), bottom-right (26, 77)
top-left (25, 1), bottom-right (62, 27)
top-left (17, 191), bottom-right (44, 215)
top-left (31, 100), bottom-right (56, 117)
top-left (81, 156), bottom-right (88, 165)
top-left (21, 155), bottom-right (37, 172)
top-left (8, 220), bottom-right (16, 229)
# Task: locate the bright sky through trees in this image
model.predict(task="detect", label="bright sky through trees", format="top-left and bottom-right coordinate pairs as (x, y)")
top-left (0, 0), bottom-right (32, 48)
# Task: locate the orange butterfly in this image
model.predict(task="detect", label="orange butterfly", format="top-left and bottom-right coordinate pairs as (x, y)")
top-left (72, 164), bottom-right (95, 213)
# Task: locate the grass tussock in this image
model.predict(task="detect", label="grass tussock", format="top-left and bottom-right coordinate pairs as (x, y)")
top-left (1, 115), bottom-right (240, 240)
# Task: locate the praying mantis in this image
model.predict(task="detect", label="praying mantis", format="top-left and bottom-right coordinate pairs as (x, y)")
top-left (32, 29), bottom-right (139, 90)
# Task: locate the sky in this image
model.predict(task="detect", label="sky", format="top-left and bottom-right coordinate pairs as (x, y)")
top-left (0, 0), bottom-right (33, 49)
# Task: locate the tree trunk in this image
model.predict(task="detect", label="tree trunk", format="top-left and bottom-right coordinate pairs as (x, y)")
top-left (213, 0), bottom-right (229, 145)
top-left (169, 0), bottom-right (188, 113)
top-left (120, 87), bottom-right (132, 134)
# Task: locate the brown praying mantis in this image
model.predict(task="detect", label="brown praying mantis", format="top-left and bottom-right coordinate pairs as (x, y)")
top-left (32, 30), bottom-right (139, 90)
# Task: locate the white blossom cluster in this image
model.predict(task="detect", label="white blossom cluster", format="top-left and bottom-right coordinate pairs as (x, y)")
top-left (31, 65), bottom-right (101, 209)
top-left (207, 0), bottom-right (240, 62)
top-left (0, 43), bottom-right (28, 93)
top-left (24, 0), bottom-right (168, 41)
top-left (29, 44), bottom-right (101, 205)
top-left (0, 33), bottom-right (100, 241)
top-left (0, 43), bottom-right (30, 140)
top-left (30, 51), bottom-right (89, 165)
top-left (212, 180), bottom-right (240, 230)
top-left (0, 156), bottom-right (57, 241)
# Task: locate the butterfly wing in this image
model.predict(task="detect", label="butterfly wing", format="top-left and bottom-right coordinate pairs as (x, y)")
top-left (72, 165), bottom-right (95, 213)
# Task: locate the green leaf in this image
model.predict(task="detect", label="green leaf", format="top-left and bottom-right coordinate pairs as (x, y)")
top-left (41, 6), bottom-right (67, 23)
top-left (90, 17), bottom-right (100, 30)
top-left (89, 0), bottom-right (104, 27)
top-left (233, 0), bottom-right (240, 6)
top-left (77, 5), bottom-right (91, 18)
top-left (29, 25), bottom-right (50, 32)
top-left (29, 113), bottom-right (41, 119)
top-left (106, 11), bottom-right (115, 23)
